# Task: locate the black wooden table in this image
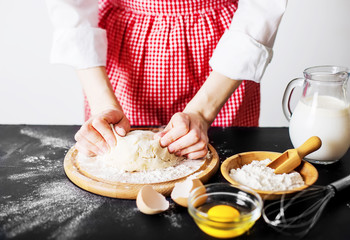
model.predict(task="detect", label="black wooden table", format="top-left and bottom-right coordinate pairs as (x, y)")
top-left (0, 125), bottom-right (349, 240)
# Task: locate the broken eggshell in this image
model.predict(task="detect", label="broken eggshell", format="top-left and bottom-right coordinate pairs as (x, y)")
top-left (171, 177), bottom-right (205, 207)
top-left (136, 185), bottom-right (169, 215)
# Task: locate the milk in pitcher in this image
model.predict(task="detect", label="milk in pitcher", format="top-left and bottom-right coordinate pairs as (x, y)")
top-left (289, 95), bottom-right (350, 163)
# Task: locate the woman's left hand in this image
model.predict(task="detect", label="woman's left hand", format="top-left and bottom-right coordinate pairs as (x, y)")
top-left (156, 112), bottom-right (209, 159)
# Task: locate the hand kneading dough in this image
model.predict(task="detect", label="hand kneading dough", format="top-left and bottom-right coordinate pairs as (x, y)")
top-left (101, 130), bottom-right (184, 172)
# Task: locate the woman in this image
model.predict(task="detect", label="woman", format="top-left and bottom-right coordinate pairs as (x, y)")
top-left (46, 0), bottom-right (287, 158)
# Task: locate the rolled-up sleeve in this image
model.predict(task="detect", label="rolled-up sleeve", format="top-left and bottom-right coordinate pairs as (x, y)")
top-left (46, 0), bottom-right (107, 69)
top-left (209, 0), bottom-right (288, 83)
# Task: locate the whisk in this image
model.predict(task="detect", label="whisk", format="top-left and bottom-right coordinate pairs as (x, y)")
top-left (263, 174), bottom-right (350, 237)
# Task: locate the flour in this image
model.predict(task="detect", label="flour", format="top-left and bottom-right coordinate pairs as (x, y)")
top-left (229, 159), bottom-right (304, 191)
top-left (162, 203), bottom-right (183, 228)
top-left (77, 153), bottom-right (207, 184)
top-left (20, 128), bottom-right (74, 149)
top-left (0, 127), bottom-right (108, 239)
top-left (23, 155), bottom-right (46, 163)
top-left (0, 180), bottom-right (106, 239)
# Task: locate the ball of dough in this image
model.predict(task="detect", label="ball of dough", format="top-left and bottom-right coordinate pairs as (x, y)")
top-left (101, 130), bottom-right (183, 172)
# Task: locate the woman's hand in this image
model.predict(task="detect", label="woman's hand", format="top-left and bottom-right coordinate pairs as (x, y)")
top-left (74, 108), bottom-right (130, 157)
top-left (156, 112), bottom-right (209, 159)
top-left (75, 67), bottom-right (130, 157)
top-left (156, 71), bottom-right (242, 159)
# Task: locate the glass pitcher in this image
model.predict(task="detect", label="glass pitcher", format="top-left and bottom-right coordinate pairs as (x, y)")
top-left (282, 65), bottom-right (350, 164)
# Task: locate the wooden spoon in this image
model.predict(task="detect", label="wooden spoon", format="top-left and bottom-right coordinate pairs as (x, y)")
top-left (266, 136), bottom-right (322, 174)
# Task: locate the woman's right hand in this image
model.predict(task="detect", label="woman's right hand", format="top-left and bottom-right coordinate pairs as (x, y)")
top-left (74, 108), bottom-right (131, 157)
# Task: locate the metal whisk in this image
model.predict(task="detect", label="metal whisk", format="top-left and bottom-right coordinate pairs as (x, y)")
top-left (262, 175), bottom-right (350, 237)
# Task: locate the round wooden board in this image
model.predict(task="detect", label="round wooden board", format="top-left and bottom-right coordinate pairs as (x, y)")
top-left (64, 144), bottom-right (219, 199)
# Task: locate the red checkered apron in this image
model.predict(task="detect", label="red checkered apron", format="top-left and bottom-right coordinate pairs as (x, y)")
top-left (87, 0), bottom-right (260, 126)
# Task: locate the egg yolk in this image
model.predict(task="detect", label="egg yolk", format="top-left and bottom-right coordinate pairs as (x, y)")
top-left (207, 205), bottom-right (240, 222)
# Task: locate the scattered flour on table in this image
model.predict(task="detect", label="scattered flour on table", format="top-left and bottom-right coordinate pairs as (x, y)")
top-left (162, 203), bottom-right (183, 228)
top-left (77, 153), bottom-right (206, 184)
top-left (229, 159), bottom-right (304, 191)
top-left (1, 127), bottom-right (146, 239)
top-left (20, 128), bottom-right (74, 149)
top-left (1, 127), bottom-right (103, 239)
top-left (7, 155), bottom-right (62, 181)
top-left (0, 180), bottom-right (105, 240)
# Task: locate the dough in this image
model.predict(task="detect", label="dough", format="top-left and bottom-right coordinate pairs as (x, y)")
top-left (100, 130), bottom-right (184, 172)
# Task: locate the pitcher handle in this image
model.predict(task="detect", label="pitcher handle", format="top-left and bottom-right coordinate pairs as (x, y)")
top-left (282, 78), bottom-right (304, 121)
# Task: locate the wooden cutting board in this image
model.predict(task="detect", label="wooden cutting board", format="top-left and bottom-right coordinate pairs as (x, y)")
top-left (64, 144), bottom-right (219, 199)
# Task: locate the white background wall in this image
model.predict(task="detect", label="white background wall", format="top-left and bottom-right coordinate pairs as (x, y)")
top-left (1, 0), bottom-right (350, 126)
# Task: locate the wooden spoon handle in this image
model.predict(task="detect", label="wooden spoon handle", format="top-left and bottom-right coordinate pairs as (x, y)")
top-left (296, 136), bottom-right (322, 159)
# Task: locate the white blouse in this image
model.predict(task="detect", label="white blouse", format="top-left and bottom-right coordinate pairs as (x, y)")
top-left (46, 0), bottom-right (288, 83)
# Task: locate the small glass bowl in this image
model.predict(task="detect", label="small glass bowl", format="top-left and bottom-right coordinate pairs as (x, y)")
top-left (187, 183), bottom-right (263, 239)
